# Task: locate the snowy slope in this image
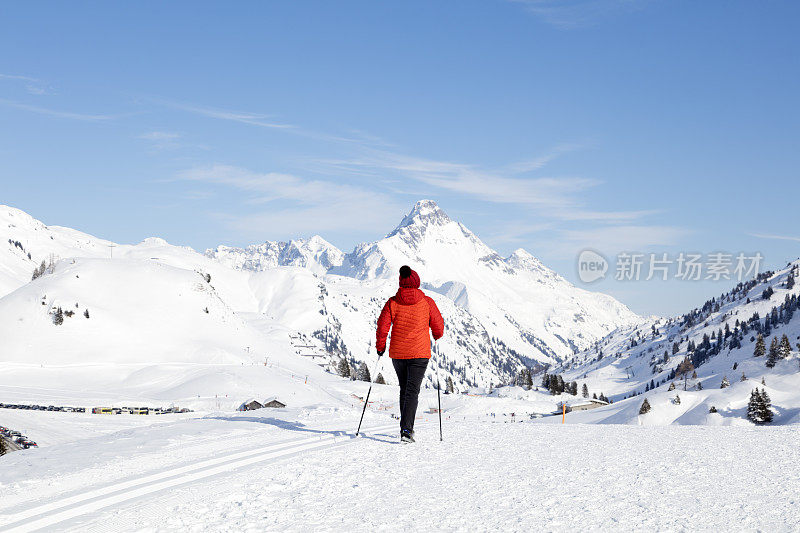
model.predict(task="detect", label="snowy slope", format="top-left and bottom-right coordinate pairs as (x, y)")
top-left (1, 206), bottom-right (113, 297)
top-left (0, 257), bottom-right (264, 365)
top-left (542, 260), bottom-right (800, 425)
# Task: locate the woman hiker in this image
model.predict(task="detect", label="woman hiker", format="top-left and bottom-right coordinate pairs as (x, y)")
top-left (376, 265), bottom-right (445, 442)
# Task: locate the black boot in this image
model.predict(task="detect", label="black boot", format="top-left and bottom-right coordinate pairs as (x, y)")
top-left (401, 429), bottom-right (415, 443)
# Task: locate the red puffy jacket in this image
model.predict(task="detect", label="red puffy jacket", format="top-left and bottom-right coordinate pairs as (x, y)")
top-left (375, 269), bottom-right (444, 359)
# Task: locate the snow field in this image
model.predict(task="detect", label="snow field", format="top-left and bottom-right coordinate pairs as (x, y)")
top-left (37, 421), bottom-right (800, 532)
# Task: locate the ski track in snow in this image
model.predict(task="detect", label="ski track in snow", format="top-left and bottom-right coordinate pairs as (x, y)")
top-left (25, 422), bottom-right (800, 533)
top-left (0, 423), bottom-right (397, 532)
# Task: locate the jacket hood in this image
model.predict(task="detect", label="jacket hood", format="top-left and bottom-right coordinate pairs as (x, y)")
top-left (394, 287), bottom-right (425, 305)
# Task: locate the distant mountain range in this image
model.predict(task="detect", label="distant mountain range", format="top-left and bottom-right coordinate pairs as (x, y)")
top-left (1, 201), bottom-right (638, 388)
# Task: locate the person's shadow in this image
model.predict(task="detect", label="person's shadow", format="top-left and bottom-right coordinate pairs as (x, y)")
top-left (206, 415), bottom-right (398, 444)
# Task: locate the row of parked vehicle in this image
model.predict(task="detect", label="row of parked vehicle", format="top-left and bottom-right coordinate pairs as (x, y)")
top-left (0, 403), bottom-right (86, 413)
top-left (90, 406), bottom-right (192, 415)
top-left (0, 403), bottom-right (192, 415)
top-left (0, 425), bottom-right (38, 449)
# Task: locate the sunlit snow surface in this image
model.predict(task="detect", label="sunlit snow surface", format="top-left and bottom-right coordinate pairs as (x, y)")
top-left (1, 408), bottom-right (798, 532)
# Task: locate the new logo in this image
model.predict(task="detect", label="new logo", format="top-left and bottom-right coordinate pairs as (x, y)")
top-left (577, 249), bottom-right (608, 283)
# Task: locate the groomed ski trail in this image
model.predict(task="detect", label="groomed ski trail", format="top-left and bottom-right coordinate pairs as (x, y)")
top-left (0, 423), bottom-right (397, 532)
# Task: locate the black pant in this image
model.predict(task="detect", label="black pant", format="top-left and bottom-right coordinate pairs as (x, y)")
top-left (392, 358), bottom-right (429, 433)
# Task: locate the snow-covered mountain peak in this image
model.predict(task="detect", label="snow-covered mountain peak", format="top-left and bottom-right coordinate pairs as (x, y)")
top-left (205, 236), bottom-right (344, 275)
top-left (138, 237), bottom-right (171, 247)
top-left (1, 204), bottom-right (48, 232)
top-left (389, 199), bottom-right (451, 237)
top-left (507, 248), bottom-right (540, 266)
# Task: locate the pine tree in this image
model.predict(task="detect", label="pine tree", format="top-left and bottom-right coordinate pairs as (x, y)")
top-left (779, 334), bottom-right (792, 359)
top-left (747, 389), bottom-right (760, 422)
top-left (84, 308), bottom-right (90, 319)
top-left (668, 382), bottom-right (676, 391)
top-left (524, 369), bottom-right (533, 390)
top-left (759, 388), bottom-right (774, 423)
top-left (375, 373), bottom-right (386, 385)
top-left (766, 337), bottom-right (780, 368)
top-left (720, 376), bottom-right (730, 389)
top-left (747, 388), bottom-right (773, 424)
top-left (674, 395), bottom-right (681, 405)
top-left (582, 383), bottom-right (589, 398)
top-left (753, 334), bottom-right (766, 358)
top-left (337, 358), bottom-right (351, 378)
top-left (569, 381), bottom-right (578, 396)
top-left (52, 307), bottom-right (64, 326)
top-left (741, 372), bottom-right (747, 382)
top-left (696, 381), bottom-right (703, 390)
top-left (639, 398), bottom-right (651, 414)
top-left (355, 362), bottom-right (371, 382)
top-left (691, 370), bottom-right (697, 379)
top-left (446, 376), bottom-right (455, 393)
top-left (709, 406), bottom-right (718, 413)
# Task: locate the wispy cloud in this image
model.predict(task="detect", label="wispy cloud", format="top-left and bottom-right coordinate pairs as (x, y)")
top-left (317, 147), bottom-right (650, 222)
top-left (157, 100), bottom-right (295, 130)
top-left (182, 190), bottom-right (215, 201)
top-left (138, 131), bottom-right (181, 150)
top-left (749, 232), bottom-right (800, 243)
top-left (486, 221), bottom-right (556, 245)
top-left (0, 73), bottom-right (52, 95)
top-left (510, 0), bottom-right (650, 29)
top-left (537, 224), bottom-right (691, 259)
top-left (177, 164), bottom-right (406, 238)
top-left (153, 99), bottom-right (670, 246)
top-left (0, 98), bottom-right (120, 121)
top-left (501, 143), bottom-right (585, 174)
top-left (150, 97), bottom-right (392, 147)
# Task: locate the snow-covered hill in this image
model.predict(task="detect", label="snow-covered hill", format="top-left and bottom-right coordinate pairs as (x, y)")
top-left (540, 259), bottom-right (800, 425)
top-left (1, 206), bottom-right (113, 296)
top-left (0, 257), bottom-right (266, 366)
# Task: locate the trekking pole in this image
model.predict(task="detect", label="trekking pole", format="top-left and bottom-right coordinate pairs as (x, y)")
top-left (434, 340), bottom-right (443, 442)
top-left (356, 353), bottom-right (382, 437)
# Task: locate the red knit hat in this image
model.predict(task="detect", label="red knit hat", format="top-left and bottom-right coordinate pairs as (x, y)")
top-left (398, 265), bottom-right (420, 288)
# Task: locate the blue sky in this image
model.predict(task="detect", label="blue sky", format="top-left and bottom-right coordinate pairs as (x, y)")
top-left (1, 0), bottom-right (798, 316)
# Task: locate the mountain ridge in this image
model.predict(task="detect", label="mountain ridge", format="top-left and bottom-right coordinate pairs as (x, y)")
top-left (1, 200), bottom-right (639, 388)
